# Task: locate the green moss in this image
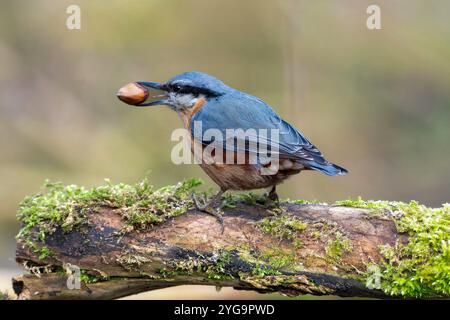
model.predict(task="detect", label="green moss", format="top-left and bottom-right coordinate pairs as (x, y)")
top-left (206, 251), bottom-right (234, 280)
top-left (325, 232), bottom-right (352, 260)
top-left (250, 263), bottom-right (282, 277)
top-left (335, 197), bottom-right (385, 209)
top-left (157, 268), bottom-right (178, 278)
top-left (334, 197), bottom-right (398, 216)
top-left (25, 239), bottom-right (52, 260)
top-left (79, 269), bottom-right (109, 284)
top-left (16, 177), bottom-right (202, 259)
top-left (159, 247), bottom-right (295, 281)
top-left (337, 198), bottom-right (450, 298)
top-left (258, 215), bottom-right (307, 241)
top-left (288, 199), bottom-right (325, 205)
top-left (221, 192), bottom-right (272, 208)
top-left (310, 231), bottom-right (322, 240)
top-left (373, 202), bottom-right (450, 298)
top-left (236, 245), bottom-right (297, 277)
top-left (159, 250), bottom-right (234, 281)
top-left (238, 248), bottom-right (283, 277)
top-left (261, 250), bottom-right (296, 269)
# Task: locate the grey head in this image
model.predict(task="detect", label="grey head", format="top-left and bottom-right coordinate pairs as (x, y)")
top-left (133, 71), bottom-right (230, 110)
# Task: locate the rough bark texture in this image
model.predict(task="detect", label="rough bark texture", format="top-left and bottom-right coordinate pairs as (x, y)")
top-left (13, 203), bottom-right (403, 300)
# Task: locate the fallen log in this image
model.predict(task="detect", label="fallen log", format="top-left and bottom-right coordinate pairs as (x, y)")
top-left (11, 179), bottom-right (450, 299)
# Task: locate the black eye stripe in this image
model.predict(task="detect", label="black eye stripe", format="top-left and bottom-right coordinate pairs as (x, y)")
top-left (167, 84), bottom-right (221, 97)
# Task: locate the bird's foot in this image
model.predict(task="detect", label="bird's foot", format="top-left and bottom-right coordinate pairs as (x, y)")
top-left (263, 195), bottom-right (280, 209)
top-left (267, 191), bottom-right (279, 203)
top-left (192, 193), bottom-right (225, 234)
top-left (263, 186), bottom-right (280, 208)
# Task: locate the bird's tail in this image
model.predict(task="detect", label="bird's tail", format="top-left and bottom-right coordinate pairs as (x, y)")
top-left (308, 162), bottom-right (348, 176)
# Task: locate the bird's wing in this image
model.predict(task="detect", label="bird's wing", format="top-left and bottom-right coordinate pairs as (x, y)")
top-left (190, 91), bottom-right (328, 165)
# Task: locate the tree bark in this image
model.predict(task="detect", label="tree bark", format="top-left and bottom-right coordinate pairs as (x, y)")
top-left (13, 202), bottom-right (403, 300)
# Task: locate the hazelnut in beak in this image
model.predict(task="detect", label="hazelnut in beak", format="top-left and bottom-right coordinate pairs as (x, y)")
top-left (117, 82), bottom-right (149, 105)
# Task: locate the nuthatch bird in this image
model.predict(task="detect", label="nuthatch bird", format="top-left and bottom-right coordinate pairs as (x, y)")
top-left (117, 72), bottom-right (347, 229)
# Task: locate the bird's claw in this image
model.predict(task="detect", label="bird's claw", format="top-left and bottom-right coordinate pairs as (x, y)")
top-left (192, 193), bottom-right (225, 234)
top-left (267, 191), bottom-right (279, 203)
top-left (263, 191), bottom-right (280, 208)
top-left (192, 193), bottom-right (206, 208)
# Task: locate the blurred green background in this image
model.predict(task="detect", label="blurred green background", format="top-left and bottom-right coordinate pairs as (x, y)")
top-left (1, 0), bottom-right (449, 298)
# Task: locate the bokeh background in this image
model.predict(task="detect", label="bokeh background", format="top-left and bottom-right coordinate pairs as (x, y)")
top-left (1, 0), bottom-right (449, 299)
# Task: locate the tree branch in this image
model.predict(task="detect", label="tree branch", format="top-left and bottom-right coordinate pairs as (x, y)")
top-left (14, 202), bottom-right (402, 299)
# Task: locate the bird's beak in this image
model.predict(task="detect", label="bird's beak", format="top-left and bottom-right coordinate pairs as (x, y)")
top-left (116, 81), bottom-right (168, 107)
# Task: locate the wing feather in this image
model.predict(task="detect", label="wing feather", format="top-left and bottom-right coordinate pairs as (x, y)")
top-left (191, 91), bottom-right (330, 167)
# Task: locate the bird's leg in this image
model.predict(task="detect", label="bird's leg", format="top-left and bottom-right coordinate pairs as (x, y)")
top-left (268, 185), bottom-right (279, 202)
top-left (264, 185), bottom-right (279, 207)
top-left (193, 189), bottom-right (225, 233)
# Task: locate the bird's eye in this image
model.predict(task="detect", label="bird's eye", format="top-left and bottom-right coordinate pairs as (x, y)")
top-left (172, 84), bottom-right (182, 92)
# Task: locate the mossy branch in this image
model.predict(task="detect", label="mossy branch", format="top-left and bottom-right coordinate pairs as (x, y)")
top-left (11, 179), bottom-right (450, 299)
